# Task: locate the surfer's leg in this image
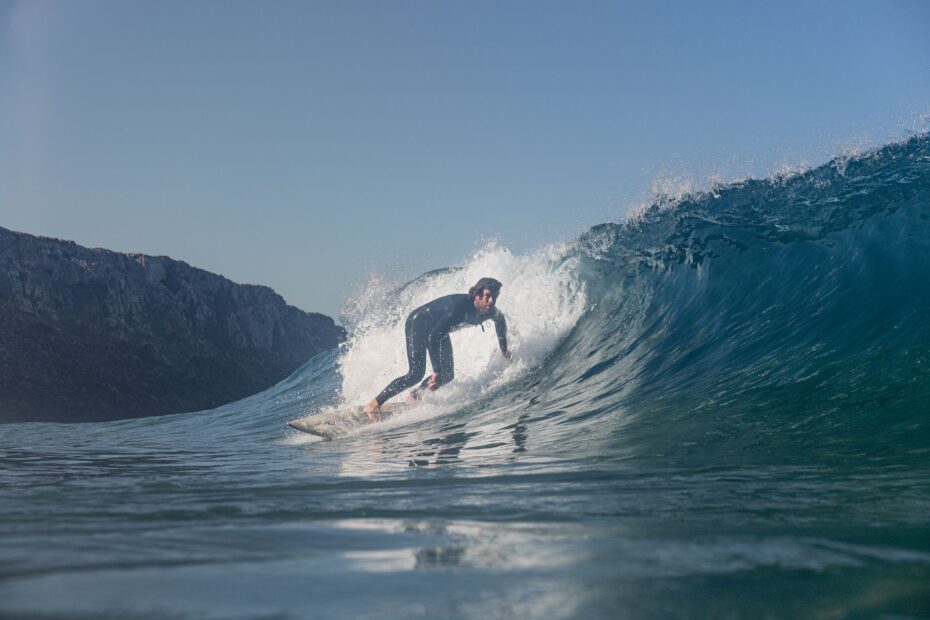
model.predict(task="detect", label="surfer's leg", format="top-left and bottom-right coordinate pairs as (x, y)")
top-left (373, 315), bottom-right (429, 407)
top-left (431, 335), bottom-right (454, 388)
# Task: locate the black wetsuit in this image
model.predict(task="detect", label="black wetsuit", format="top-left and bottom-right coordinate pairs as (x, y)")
top-left (374, 294), bottom-right (508, 406)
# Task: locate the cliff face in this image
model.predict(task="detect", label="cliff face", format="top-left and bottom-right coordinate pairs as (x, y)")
top-left (0, 227), bottom-right (345, 423)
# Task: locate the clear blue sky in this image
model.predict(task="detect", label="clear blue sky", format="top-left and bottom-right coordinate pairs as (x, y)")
top-left (2, 0), bottom-right (928, 317)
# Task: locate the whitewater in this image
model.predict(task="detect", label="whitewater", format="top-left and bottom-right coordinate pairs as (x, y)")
top-left (1, 134), bottom-right (929, 618)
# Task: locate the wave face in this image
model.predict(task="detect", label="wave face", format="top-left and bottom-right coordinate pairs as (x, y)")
top-left (564, 134), bottom-right (930, 468)
top-left (2, 135), bottom-right (929, 618)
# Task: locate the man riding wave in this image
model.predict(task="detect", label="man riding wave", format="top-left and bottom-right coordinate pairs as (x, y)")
top-left (365, 277), bottom-right (511, 420)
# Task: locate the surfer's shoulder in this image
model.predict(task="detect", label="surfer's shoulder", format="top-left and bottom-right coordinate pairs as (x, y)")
top-left (441, 293), bottom-right (471, 309)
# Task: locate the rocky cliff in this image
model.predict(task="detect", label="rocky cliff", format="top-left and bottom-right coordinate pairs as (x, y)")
top-left (0, 227), bottom-right (345, 423)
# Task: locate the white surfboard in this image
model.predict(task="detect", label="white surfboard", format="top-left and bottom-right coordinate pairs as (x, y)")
top-left (288, 403), bottom-right (405, 439)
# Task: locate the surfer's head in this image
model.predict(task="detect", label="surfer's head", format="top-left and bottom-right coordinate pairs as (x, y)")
top-left (469, 277), bottom-right (502, 314)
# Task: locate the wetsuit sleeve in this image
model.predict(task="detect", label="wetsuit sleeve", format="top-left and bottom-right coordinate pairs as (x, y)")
top-left (494, 311), bottom-right (508, 352)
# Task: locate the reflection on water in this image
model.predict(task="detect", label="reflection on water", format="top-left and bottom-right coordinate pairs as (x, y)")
top-left (415, 546), bottom-right (467, 568)
top-left (402, 413), bottom-right (532, 469)
top-left (329, 408), bottom-right (544, 475)
top-left (408, 423), bottom-right (474, 467)
top-left (3, 514), bottom-right (928, 619)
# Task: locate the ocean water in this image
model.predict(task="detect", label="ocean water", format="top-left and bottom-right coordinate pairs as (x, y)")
top-left (2, 135), bottom-right (930, 619)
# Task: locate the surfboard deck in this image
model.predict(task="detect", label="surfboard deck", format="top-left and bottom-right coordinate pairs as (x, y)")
top-left (288, 403), bottom-right (405, 439)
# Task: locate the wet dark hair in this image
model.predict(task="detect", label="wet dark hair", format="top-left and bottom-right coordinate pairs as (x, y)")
top-left (468, 277), bottom-right (502, 299)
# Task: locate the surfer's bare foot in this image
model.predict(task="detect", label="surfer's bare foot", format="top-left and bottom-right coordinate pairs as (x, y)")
top-left (365, 399), bottom-right (381, 422)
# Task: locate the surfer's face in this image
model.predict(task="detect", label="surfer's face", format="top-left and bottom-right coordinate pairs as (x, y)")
top-left (474, 289), bottom-right (496, 314)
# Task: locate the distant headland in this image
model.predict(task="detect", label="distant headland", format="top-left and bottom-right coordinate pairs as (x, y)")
top-left (0, 226), bottom-right (345, 423)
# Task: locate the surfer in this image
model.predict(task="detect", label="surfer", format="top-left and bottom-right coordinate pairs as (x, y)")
top-left (365, 277), bottom-right (512, 421)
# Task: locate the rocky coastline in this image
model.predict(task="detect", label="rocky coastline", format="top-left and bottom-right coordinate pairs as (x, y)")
top-left (0, 227), bottom-right (344, 423)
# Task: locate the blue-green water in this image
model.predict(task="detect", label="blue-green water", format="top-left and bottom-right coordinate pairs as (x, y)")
top-left (2, 135), bottom-right (930, 618)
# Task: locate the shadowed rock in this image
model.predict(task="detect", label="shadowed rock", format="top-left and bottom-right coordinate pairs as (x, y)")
top-left (0, 227), bottom-right (344, 423)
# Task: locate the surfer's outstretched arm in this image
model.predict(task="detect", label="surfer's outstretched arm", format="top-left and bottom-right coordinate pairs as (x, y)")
top-left (494, 312), bottom-right (512, 360)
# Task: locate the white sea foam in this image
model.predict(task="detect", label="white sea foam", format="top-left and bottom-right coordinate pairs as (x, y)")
top-left (336, 241), bottom-right (587, 421)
